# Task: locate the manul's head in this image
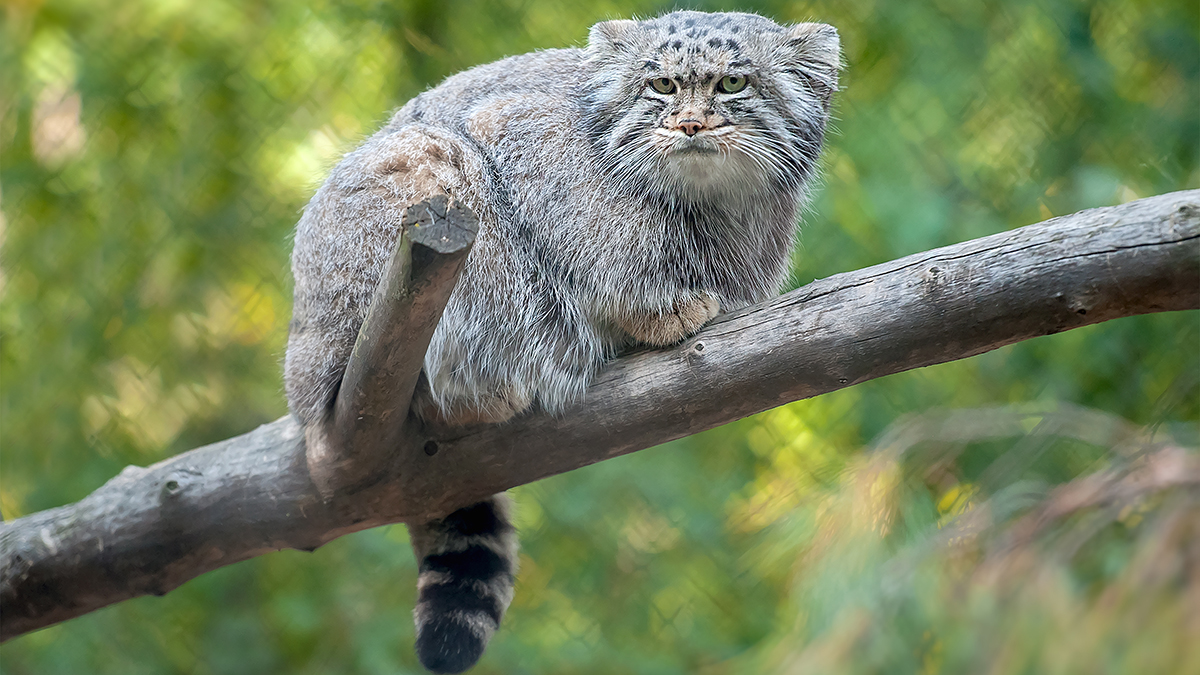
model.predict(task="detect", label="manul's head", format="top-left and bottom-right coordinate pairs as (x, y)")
top-left (582, 11), bottom-right (840, 204)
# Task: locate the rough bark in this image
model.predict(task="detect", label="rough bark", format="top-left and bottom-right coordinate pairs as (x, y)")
top-left (2, 190), bottom-right (1198, 642)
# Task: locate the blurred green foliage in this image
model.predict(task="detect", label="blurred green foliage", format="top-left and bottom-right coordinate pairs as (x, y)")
top-left (1, 0), bottom-right (1197, 673)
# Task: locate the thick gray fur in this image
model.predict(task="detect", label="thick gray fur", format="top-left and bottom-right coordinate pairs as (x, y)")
top-left (285, 10), bottom-right (839, 673)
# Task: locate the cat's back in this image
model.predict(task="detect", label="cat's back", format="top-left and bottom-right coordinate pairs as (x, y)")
top-left (382, 46), bottom-right (604, 252)
top-left (386, 47), bottom-right (586, 140)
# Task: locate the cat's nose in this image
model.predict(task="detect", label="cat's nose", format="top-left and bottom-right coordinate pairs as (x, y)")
top-left (676, 119), bottom-right (705, 136)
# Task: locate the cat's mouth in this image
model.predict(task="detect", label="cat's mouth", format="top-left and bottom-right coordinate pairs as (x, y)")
top-left (673, 143), bottom-right (719, 155)
top-left (666, 134), bottom-right (721, 155)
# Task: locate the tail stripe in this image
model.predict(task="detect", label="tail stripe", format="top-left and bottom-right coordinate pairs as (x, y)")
top-left (418, 582), bottom-right (504, 624)
top-left (421, 545), bottom-right (512, 581)
top-left (412, 496), bottom-right (517, 674)
top-left (438, 501), bottom-right (515, 537)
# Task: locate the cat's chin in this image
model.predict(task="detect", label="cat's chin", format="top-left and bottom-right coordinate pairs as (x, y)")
top-left (660, 148), bottom-right (764, 198)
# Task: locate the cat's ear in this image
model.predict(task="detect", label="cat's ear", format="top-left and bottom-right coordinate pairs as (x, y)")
top-left (588, 19), bottom-right (640, 54)
top-left (785, 23), bottom-right (841, 102)
top-left (787, 23), bottom-right (841, 72)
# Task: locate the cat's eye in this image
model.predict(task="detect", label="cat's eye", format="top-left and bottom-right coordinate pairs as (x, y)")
top-left (649, 78), bottom-right (676, 94)
top-left (717, 75), bottom-right (748, 93)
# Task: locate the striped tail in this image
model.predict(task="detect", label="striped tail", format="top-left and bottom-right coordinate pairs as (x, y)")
top-left (410, 494), bottom-right (518, 674)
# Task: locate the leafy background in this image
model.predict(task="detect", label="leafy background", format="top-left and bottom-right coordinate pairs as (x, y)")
top-left (2, 0), bottom-right (1197, 673)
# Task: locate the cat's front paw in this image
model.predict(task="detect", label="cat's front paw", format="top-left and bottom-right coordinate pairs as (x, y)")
top-left (618, 291), bottom-right (720, 347)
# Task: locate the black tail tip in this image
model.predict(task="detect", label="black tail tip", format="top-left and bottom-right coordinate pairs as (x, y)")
top-left (416, 616), bottom-right (488, 674)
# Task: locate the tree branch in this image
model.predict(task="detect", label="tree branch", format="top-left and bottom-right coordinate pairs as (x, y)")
top-left (2, 190), bottom-right (1197, 641)
top-left (308, 195), bottom-right (478, 495)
